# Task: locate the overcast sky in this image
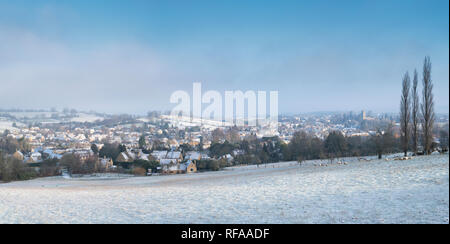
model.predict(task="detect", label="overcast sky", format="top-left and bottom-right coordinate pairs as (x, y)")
top-left (0, 0), bottom-right (448, 115)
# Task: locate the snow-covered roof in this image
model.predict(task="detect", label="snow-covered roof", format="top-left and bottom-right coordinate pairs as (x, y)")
top-left (201, 153), bottom-right (211, 160)
top-left (166, 151), bottom-right (181, 159)
top-left (151, 151), bottom-right (168, 160)
top-left (232, 149), bottom-right (245, 156)
top-left (126, 149), bottom-right (136, 160)
top-left (120, 152), bottom-right (129, 161)
top-left (185, 151), bottom-right (201, 160)
top-left (139, 153), bottom-right (149, 160)
top-left (160, 159), bottom-right (176, 165)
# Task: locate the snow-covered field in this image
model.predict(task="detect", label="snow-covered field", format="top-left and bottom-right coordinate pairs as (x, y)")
top-left (0, 121), bottom-right (17, 133)
top-left (0, 112), bottom-right (104, 126)
top-left (69, 113), bottom-right (103, 123)
top-left (0, 154), bottom-right (448, 224)
top-left (3, 112), bottom-right (56, 119)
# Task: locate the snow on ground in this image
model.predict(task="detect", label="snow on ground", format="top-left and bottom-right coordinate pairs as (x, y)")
top-left (162, 115), bottom-right (234, 130)
top-left (5, 112), bottom-right (55, 119)
top-left (0, 120), bottom-right (19, 133)
top-left (69, 113), bottom-right (103, 123)
top-left (0, 154), bottom-right (448, 224)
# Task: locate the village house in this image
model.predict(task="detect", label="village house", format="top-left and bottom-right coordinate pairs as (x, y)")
top-left (232, 149), bottom-right (245, 157)
top-left (115, 149), bottom-right (153, 163)
top-left (25, 151), bottom-right (42, 163)
top-left (201, 152), bottom-right (211, 160)
top-left (99, 157), bottom-right (114, 169)
top-left (73, 149), bottom-right (94, 161)
top-left (161, 160), bottom-right (197, 174)
top-left (115, 149), bottom-right (136, 163)
top-left (181, 160), bottom-right (197, 173)
top-left (151, 150), bottom-right (168, 161)
top-left (149, 149), bottom-right (199, 174)
top-left (166, 151), bottom-right (183, 163)
top-left (136, 149), bottom-right (150, 161)
top-left (185, 151), bottom-right (201, 161)
top-left (42, 149), bottom-right (62, 160)
top-left (12, 151), bottom-right (24, 161)
top-left (222, 153), bottom-right (234, 163)
top-left (150, 150), bottom-right (183, 163)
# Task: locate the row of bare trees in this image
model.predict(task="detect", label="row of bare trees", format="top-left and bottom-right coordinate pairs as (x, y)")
top-left (400, 56), bottom-right (435, 156)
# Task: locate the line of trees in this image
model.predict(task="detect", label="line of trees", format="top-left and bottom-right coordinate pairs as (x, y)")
top-left (287, 126), bottom-right (397, 161)
top-left (400, 56), bottom-right (440, 155)
top-left (207, 125), bottom-right (399, 168)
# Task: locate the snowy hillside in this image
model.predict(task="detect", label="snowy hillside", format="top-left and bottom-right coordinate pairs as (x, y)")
top-left (0, 154), bottom-right (448, 224)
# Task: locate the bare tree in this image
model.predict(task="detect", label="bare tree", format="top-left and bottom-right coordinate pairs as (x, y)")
top-left (411, 69), bottom-right (420, 155)
top-left (440, 128), bottom-right (449, 153)
top-left (420, 56), bottom-right (435, 155)
top-left (211, 128), bottom-right (225, 143)
top-left (373, 124), bottom-right (396, 159)
top-left (400, 72), bottom-right (411, 156)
